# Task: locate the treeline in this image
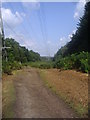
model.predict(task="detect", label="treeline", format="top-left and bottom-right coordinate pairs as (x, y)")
top-left (2, 38), bottom-right (41, 74)
top-left (53, 2), bottom-right (89, 73)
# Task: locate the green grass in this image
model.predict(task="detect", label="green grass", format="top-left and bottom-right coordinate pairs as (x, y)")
top-left (74, 103), bottom-right (88, 117)
top-left (2, 78), bottom-right (16, 118)
top-left (27, 61), bottom-right (54, 69)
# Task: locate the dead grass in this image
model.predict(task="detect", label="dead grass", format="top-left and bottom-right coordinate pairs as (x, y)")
top-left (2, 74), bottom-right (16, 118)
top-left (39, 69), bottom-right (88, 117)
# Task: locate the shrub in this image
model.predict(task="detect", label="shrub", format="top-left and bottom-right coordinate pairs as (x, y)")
top-left (2, 61), bottom-right (22, 75)
top-left (80, 59), bottom-right (88, 73)
top-left (11, 61), bottom-right (22, 70)
top-left (2, 62), bottom-right (12, 75)
top-left (39, 63), bottom-right (51, 69)
top-left (54, 51), bottom-right (89, 73)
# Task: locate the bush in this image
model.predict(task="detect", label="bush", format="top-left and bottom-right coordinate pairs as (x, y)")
top-left (2, 62), bottom-right (12, 75)
top-left (80, 59), bottom-right (88, 73)
top-left (54, 57), bottom-right (72, 70)
top-left (11, 61), bottom-right (22, 70)
top-left (39, 63), bottom-right (51, 69)
top-left (54, 52), bottom-right (89, 73)
top-left (2, 61), bottom-right (22, 75)
top-left (29, 61), bottom-right (53, 69)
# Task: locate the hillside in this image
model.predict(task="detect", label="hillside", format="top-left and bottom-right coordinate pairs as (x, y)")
top-left (54, 2), bottom-right (89, 59)
top-left (2, 38), bottom-right (41, 74)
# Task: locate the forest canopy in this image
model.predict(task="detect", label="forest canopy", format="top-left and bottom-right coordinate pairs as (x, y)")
top-left (3, 38), bottom-right (41, 63)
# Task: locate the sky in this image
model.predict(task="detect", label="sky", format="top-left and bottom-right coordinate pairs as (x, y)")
top-left (1, 0), bottom-right (86, 56)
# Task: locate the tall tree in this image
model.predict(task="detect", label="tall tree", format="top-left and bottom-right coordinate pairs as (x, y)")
top-left (54, 1), bottom-right (89, 60)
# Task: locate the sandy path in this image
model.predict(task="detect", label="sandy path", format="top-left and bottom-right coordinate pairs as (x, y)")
top-left (14, 67), bottom-right (77, 118)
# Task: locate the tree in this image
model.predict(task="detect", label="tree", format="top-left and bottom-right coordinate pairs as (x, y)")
top-left (54, 1), bottom-right (89, 60)
top-left (3, 38), bottom-right (41, 63)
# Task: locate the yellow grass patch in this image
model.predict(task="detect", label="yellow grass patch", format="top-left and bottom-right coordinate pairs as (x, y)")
top-left (39, 69), bottom-right (88, 117)
top-left (2, 75), bottom-right (16, 118)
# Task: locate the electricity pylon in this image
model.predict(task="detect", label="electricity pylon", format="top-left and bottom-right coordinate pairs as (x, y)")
top-left (0, 1), bottom-right (10, 62)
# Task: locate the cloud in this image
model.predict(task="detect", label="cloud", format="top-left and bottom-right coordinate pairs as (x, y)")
top-left (2, 8), bottom-right (24, 29)
top-left (59, 37), bottom-right (68, 46)
top-left (6, 33), bottom-right (48, 56)
top-left (59, 29), bottom-right (76, 49)
top-left (7, 33), bottom-right (36, 48)
top-left (74, 0), bottom-right (86, 19)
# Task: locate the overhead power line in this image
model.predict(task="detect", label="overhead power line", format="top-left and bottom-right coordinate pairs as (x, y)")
top-left (2, 2), bottom-right (51, 57)
top-left (36, 4), bottom-right (50, 57)
top-left (4, 20), bottom-right (28, 46)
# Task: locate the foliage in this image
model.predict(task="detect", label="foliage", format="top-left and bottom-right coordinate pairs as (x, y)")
top-left (53, 2), bottom-right (89, 73)
top-left (2, 38), bottom-right (41, 74)
top-left (2, 61), bottom-right (12, 75)
top-left (10, 61), bottom-right (22, 70)
top-left (28, 61), bottom-right (54, 69)
top-left (54, 52), bottom-right (89, 73)
top-left (2, 60), bottom-right (22, 75)
top-left (3, 38), bottom-right (41, 63)
top-left (39, 63), bottom-right (52, 69)
top-left (54, 2), bottom-right (89, 59)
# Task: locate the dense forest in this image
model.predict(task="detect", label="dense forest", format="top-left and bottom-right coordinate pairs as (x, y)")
top-left (53, 2), bottom-right (89, 73)
top-left (3, 38), bottom-right (41, 63)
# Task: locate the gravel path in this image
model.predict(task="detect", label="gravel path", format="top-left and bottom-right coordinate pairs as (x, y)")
top-left (14, 67), bottom-right (77, 118)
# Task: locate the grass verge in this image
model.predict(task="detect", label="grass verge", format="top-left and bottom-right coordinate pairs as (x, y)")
top-left (39, 69), bottom-right (88, 118)
top-left (2, 75), bottom-right (16, 118)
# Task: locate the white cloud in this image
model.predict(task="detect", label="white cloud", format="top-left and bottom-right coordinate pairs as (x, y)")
top-left (2, 8), bottom-right (24, 29)
top-left (6, 33), bottom-right (48, 55)
top-left (59, 29), bottom-right (76, 50)
top-left (59, 37), bottom-right (68, 47)
top-left (74, 0), bottom-right (86, 19)
top-left (7, 33), bottom-right (36, 49)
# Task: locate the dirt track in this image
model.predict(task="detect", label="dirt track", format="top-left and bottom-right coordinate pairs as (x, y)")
top-left (13, 67), bottom-right (77, 118)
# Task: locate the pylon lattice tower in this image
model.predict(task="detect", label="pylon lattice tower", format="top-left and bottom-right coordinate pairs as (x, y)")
top-left (0, 1), bottom-right (10, 62)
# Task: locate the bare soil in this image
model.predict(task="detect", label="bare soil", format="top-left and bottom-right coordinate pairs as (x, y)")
top-left (12, 67), bottom-right (78, 118)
